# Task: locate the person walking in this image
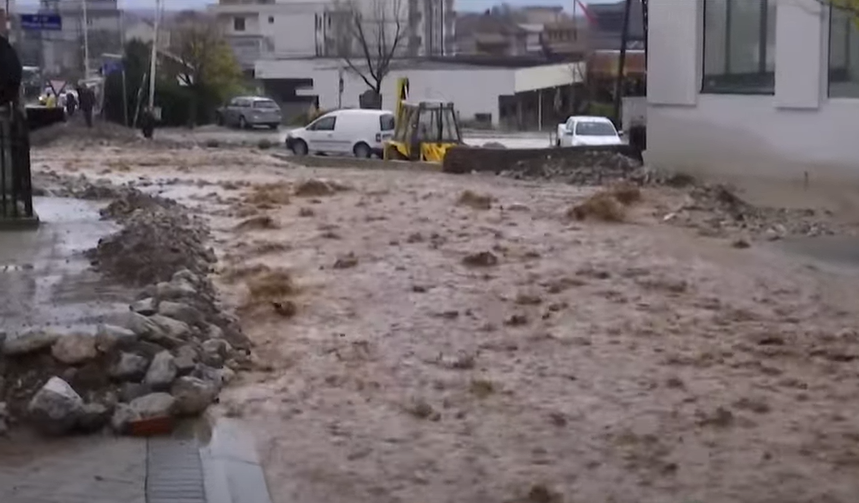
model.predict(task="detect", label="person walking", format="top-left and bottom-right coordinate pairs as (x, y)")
top-left (139, 106), bottom-right (155, 139)
top-left (79, 85), bottom-right (95, 128)
top-left (66, 91), bottom-right (77, 117)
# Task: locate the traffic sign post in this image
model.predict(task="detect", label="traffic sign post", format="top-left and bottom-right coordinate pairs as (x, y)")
top-left (20, 14), bottom-right (62, 31)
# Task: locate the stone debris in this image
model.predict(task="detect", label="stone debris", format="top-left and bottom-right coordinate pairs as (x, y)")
top-left (500, 151), bottom-right (650, 186)
top-left (27, 377), bottom-right (85, 435)
top-left (0, 183), bottom-right (250, 437)
top-left (51, 333), bottom-right (98, 365)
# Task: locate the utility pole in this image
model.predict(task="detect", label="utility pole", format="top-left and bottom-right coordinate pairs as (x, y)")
top-left (612, 0), bottom-right (633, 129)
top-left (147, 0), bottom-right (160, 109)
top-left (82, 0), bottom-right (90, 76)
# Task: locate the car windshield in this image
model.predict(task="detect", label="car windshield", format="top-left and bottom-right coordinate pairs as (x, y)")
top-left (575, 121), bottom-right (617, 136)
top-left (253, 100), bottom-right (279, 109)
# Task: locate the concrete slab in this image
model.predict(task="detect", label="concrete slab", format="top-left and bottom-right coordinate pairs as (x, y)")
top-left (0, 196), bottom-right (134, 335)
top-left (199, 418), bottom-right (273, 503)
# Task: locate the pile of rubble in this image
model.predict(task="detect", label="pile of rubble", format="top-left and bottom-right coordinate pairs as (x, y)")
top-left (32, 171), bottom-right (125, 200)
top-left (87, 190), bottom-right (215, 286)
top-left (664, 182), bottom-right (853, 239)
top-left (499, 151), bottom-right (653, 186)
top-left (0, 190), bottom-right (250, 436)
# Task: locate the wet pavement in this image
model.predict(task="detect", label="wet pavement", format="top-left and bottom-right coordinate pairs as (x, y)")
top-left (0, 196), bottom-right (134, 336)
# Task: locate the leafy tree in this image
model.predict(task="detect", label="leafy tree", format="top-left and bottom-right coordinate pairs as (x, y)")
top-left (170, 11), bottom-right (244, 126)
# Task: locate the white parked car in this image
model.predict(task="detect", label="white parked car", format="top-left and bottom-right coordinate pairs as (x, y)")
top-left (285, 109), bottom-right (396, 158)
top-left (556, 115), bottom-right (623, 147)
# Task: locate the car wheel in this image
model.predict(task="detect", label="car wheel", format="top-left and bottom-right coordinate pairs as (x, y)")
top-left (353, 142), bottom-right (371, 159)
top-left (555, 139), bottom-right (560, 147)
top-left (292, 139), bottom-right (308, 156)
top-left (239, 116), bottom-right (248, 129)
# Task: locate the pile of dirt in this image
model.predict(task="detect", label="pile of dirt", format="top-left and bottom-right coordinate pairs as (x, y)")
top-left (500, 151), bottom-right (652, 186)
top-left (665, 183), bottom-right (854, 239)
top-left (245, 182), bottom-right (292, 207)
top-left (87, 190), bottom-right (214, 286)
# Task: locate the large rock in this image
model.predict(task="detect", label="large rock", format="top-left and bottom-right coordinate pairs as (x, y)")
top-left (192, 364), bottom-right (235, 390)
top-left (78, 402), bottom-right (112, 433)
top-left (3, 329), bottom-right (61, 356)
top-left (111, 392), bottom-right (176, 434)
top-left (126, 312), bottom-right (166, 340)
top-left (201, 339), bottom-right (232, 368)
top-left (110, 352), bottom-right (150, 381)
top-left (157, 301), bottom-right (201, 326)
top-left (119, 382), bottom-right (151, 403)
top-left (51, 334), bottom-right (97, 365)
top-left (171, 376), bottom-right (217, 416)
top-left (145, 351), bottom-right (177, 390)
top-left (95, 324), bottom-right (138, 353)
top-left (155, 280), bottom-right (196, 300)
top-left (174, 345), bottom-right (199, 375)
top-left (27, 377), bottom-right (85, 435)
top-left (130, 297), bottom-right (157, 316)
top-left (149, 315), bottom-right (191, 340)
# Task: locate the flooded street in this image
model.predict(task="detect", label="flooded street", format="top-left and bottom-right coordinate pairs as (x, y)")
top-left (31, 143), bottom-right (859, 503)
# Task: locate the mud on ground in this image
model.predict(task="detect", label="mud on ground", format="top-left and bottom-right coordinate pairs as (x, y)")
top-left (28, 140), bottom-right (859, 503)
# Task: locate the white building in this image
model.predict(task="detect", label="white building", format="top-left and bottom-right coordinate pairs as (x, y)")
top-left (209, 0), bottom-right (456, 71)
top-left (256, 57), bottom-right (584, 128)
top-left (647, 0), bottom-right (859, 181)
top-left (39, 0), bottom-right (121, 76)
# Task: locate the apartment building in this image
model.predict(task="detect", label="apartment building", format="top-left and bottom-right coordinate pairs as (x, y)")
top-left (39, 0), bottom-right (122, 75)
top-left (209, 0), bottom-right (456, 71)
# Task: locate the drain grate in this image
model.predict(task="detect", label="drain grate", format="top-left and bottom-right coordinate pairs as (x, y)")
top-left (146, 437), bottom-right (207, 503)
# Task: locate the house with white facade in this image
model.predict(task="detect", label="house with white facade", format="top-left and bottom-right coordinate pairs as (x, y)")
top-left (209, 0), bottom-right (455, 72)
top-left (647, 0), bottom-right (859, 181)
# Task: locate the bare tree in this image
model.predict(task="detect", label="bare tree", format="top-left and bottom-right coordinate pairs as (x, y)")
top-left (338, 0), bottom-right (408, 100)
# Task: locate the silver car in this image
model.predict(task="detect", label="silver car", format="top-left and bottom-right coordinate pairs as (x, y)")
top-left (216, 96), bottom-right (282, 130)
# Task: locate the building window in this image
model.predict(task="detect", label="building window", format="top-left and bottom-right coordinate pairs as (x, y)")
top-left (828, 5), bottom-right (859, 98)
top-left (268, 16), bottom-right (274, 24)
top-left (234, 17), bottom-right (246, 31)
top-left (702, 0), bottom-right (777, 94)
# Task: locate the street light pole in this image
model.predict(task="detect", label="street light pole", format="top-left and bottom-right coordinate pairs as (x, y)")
top-left (147, 0), bottom-right (159, 109)
top-left (82, 0), bottom-right (91, 77)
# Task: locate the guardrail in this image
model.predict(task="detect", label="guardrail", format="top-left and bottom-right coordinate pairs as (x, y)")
top-left (0, 105), bottom-right (36, 224)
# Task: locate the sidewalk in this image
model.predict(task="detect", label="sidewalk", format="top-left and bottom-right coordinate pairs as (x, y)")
top-left (0, 418), bottom-right (272, 503)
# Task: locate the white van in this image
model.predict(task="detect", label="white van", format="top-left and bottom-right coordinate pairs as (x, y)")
top-left (285, 109), bottom-right (396, 158)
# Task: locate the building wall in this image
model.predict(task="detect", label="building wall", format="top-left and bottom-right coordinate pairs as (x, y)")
top-left (256, 59), bottom-right (514, 124)
top-left (647, 0), bottom-right (859, 181)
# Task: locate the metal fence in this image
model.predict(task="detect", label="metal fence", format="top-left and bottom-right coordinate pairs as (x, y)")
top-left (0, 104), bottom-right (34, 220)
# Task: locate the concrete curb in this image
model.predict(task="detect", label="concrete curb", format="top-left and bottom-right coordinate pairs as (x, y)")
top-left (199, 418), bottom-right (273, 503)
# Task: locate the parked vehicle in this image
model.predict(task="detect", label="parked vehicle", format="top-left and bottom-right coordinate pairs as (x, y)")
top-left (284, 109), bottom-right (396, 158)
top-left (555, 115), bottom-right (623, 147)
top-left (215, 96), bottom-right (282, 129)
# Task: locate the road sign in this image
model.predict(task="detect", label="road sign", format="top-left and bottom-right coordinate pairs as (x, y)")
top-left (20, 14), bottom-right (62, 31)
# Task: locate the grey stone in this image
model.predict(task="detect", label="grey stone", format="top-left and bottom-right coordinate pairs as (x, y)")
top-left (95, 324), bottom-right (138, 353)
top-left (131, 392), bottom-right (175, 418)
top-left (158, 301), bottom-right (202, 326)
top-left (201, 339), bottom-right (232, 368)
top-left (156, 280), bottom-right (197, 300)
top-left (51, 334), bottom-right (98, 365)
top-left (130, 297), bottom-right (157, 316)
top-left (174, 345), bottom-right (199, 375)
top-left (126, 312), bottom-right (166, 340)
top-left (206, 323), bottom-right (224, 340)
top-left (110, 404), bottom-right (136, 433)
top-left (149, 314), bottom-right (191, 340)
top-left (193, 364), bottom-right (235, 390)
top-left (77, 402), bottom-right (111, 433)
top-left (172, 269), bottom-right (201, 287)
top-left (119, 382), bottom-right (150, 403)
top-left (110, 352), bottom-right (150, 381)
top-left (3, 329), bottom-right (61, 356)
top-left (27, 377), bottom-right (85, 435)
top-left (171, 376), bottom-right (217, 416)
top-left (145, 351), bottom-right (177, 390)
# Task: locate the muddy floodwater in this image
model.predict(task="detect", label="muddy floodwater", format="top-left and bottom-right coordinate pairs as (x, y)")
top-left (31, 143), bottom-right (859, 503)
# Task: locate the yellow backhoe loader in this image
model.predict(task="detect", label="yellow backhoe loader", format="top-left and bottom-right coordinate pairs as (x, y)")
top-left (383, 77), bottom-right (464, 163)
